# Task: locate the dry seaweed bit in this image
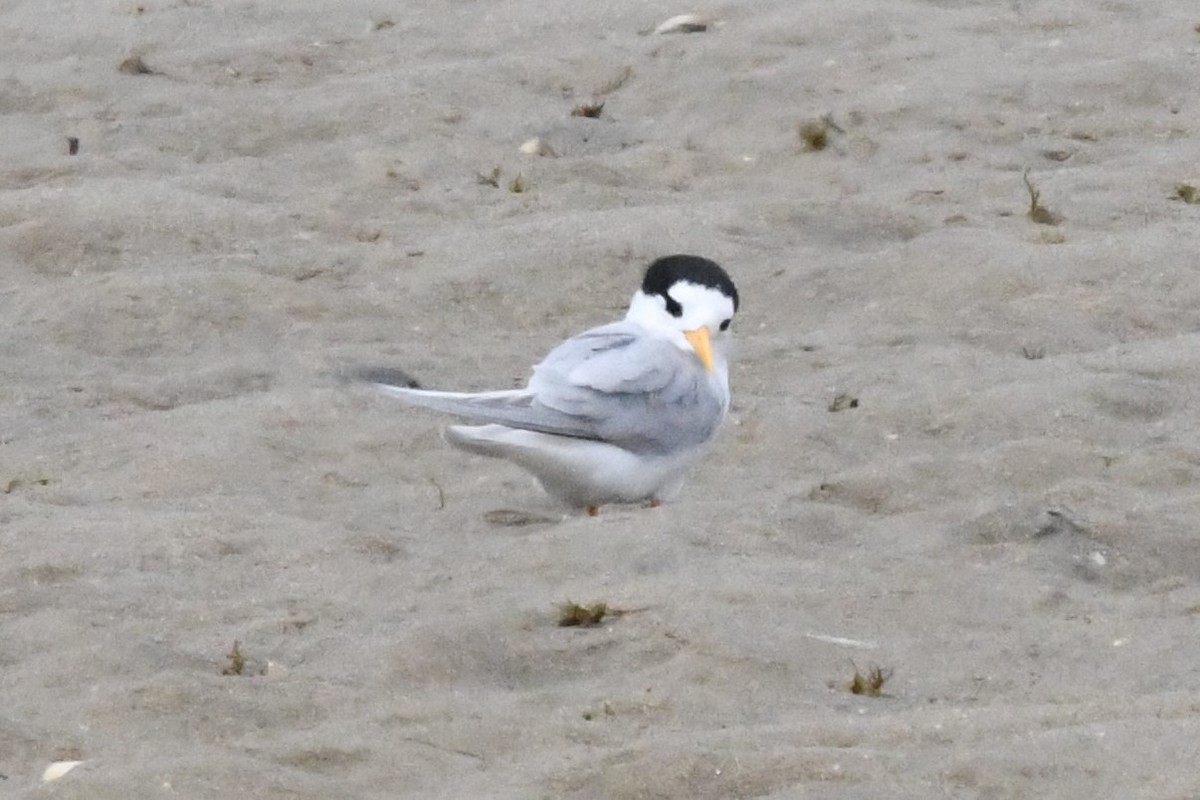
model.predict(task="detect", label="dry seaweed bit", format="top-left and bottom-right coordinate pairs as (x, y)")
top-left (1041, 149), bottom-right (1073, 162)
top-left (798, 119), bottom-right (829, 151)
top-left (558, 601), bottom-right (608, 627)
top-left (848, 663), bottom-right (891, 697)
top-left (373, 18), bottom-right (395, 31)
top-left (429, 477), bottom-right (445, 510)
top-left (222, 640), bottom-right (246, 676)
top-left (1036, 229), bottom-right (1066, 245)
top-left (483, 508), bottom-right (561, 527)
top-left (595, 65), bottom-right (634, 96)
top-left (828, 393), bottom-right (859, 412)
top-left (67, 136), bottom-right (79, 155)
top-left (1022, 345), bottom-right (1046, 360)
top-left (507, 174), bottom-right (527, 194)
top-left (581, 701), bottom-right (615, 721)
top-left (1175, 183), bottom-right (1199, 204)
top-left (571, 99), bottom-right (605, 119)
top-left (1034, 508), bottom-right (1092, 540)
top-left (799, 114), bottom-right (845, 151)
top-left (3, 476), bottom-right (50, 494)
top-left (118, 55), bottom-right (158, 75)
top-left (476, 166), bottom-right (502, 188)
top-left (1023, 169), bottom-right (1062, 225)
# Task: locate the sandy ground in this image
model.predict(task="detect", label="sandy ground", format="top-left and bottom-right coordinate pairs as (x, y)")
top-left (4, 1), bottom-right (1200, 797)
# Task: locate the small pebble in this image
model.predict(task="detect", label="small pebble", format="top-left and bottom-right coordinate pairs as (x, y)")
top-left (118, 55), bottom-right (157, 75)
top-left (519, 137), bottom-right (555, 157)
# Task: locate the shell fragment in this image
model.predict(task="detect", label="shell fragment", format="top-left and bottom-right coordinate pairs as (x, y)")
top-left (43, 761), bottom-right (85, 782)
top-left (519, 137), bottom-right (556, 157)
top-left (656, 14), bottom-right (708, 34)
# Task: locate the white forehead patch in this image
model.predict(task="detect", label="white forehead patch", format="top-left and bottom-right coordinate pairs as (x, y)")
top-left (667, 281), bottom-right (737, 329)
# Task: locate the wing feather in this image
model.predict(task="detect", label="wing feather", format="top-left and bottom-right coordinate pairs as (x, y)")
top-left (369, 384), bottom-right (604, 440)
top-left (368, 320), bottom-right (726, 455)
top-left (528, 322), bottom-right (726, 453)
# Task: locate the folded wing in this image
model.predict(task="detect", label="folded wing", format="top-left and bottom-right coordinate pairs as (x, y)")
top-left (369, 322), bottom-right (726, 455)
top-left (369, 384), bottom-right (604, 441)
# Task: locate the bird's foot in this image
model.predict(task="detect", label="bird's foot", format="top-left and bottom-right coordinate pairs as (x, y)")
top-left (648, 497), bottom-right (663, 508)
top-left (585, 505), bottom-right (600, 517)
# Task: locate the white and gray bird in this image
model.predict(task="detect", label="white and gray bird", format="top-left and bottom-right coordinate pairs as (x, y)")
top-left (366, 254), bottom-right (739, 515)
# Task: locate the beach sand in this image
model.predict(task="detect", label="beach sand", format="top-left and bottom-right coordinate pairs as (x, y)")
top-left (4, 1), bottom-right (1200, 797)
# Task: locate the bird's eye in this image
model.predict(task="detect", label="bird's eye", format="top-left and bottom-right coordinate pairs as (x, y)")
top-left (719, 319), bottom-right (731, 332)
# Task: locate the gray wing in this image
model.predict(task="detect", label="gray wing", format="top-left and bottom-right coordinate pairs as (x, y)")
top-left (367, 322), bottom-right (726, 455)
top-left (368, 383), bottom-right (609, 441)
top-left (527, 322), bottom-right (727, 454)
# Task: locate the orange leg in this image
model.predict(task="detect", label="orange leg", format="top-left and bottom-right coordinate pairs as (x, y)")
top-left (586, 505), bottom-right (600, 517)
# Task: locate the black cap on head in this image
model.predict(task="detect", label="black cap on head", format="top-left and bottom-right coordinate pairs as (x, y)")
top-left (641, 255), bottom-right (739, 318)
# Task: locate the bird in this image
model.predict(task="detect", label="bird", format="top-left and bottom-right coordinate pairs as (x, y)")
top-left (366, 254), bottom-right (739, 515)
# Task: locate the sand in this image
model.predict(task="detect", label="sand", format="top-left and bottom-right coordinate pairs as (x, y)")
top-left (4, 0), bottom-right (1200, 797)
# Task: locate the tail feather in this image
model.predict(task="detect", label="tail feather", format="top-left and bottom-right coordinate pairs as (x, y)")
top-left (368, 381), bottom-right (600, 441)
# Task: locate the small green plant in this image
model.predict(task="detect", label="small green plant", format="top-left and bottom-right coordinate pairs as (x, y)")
top-left (828, 393), bottom-right (859, 412)
top-left (848, 663), bottom-right (891, 697)
top-left (222, 641), bottom-right (246, 675)
top-left (571, 100), bottom-right (604, 118)
top-left (118, 55), bottom-right (157, 75)
top-left (559, 601), bottom-right (608, 627)
top-left (798, 119), bottom-right (828, 151)
top-left (476, 166), bottom-right (502, 188)
top-left (1023, 169), bottom-right (1062, 225)
top-left (3, 476), bottom-right (50, 494)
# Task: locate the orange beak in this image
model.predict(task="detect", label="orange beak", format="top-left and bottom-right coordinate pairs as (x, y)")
top-left (684, 327), bottom-right (714, 372)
